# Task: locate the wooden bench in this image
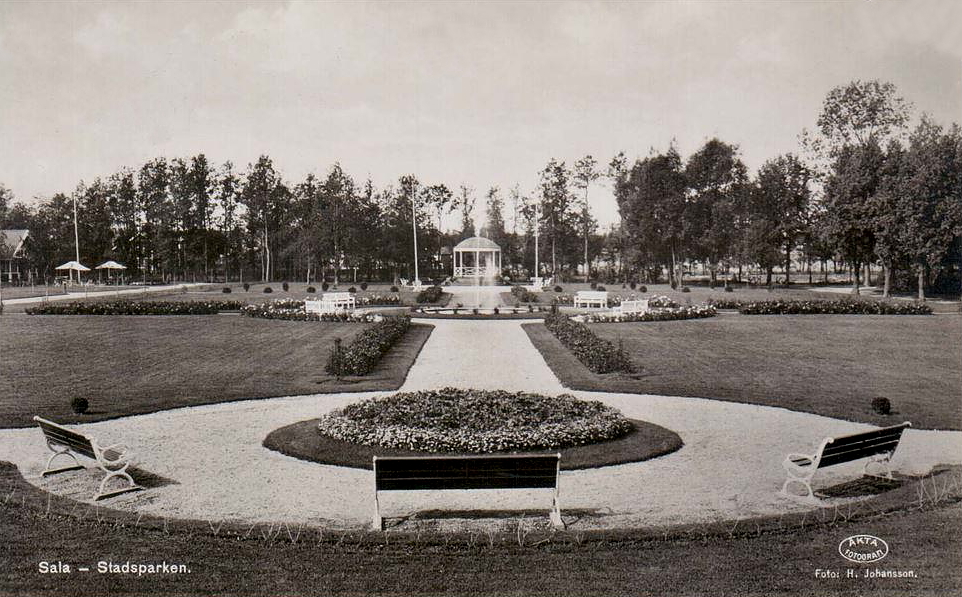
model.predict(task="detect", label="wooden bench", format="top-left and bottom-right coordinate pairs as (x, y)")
top-left (780, 422), bottom-right (911, 503)
top-left (574, 290), bottom-right (608, 309)
top-left (617, 299), bottom-right (649, 314)
top-left (372, 454), bottom-right (564, 530)
top-left (33, 416), bottom-right (143, 501)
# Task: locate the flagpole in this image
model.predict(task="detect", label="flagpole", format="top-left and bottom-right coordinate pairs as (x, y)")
top-left (72, 194), bottom-right (81, 284)
top-left (411, 181), bottom-right (420, 285)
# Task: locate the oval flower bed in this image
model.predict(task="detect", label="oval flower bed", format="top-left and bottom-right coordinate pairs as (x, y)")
top-left (316, 388), bottom-right (634, 453)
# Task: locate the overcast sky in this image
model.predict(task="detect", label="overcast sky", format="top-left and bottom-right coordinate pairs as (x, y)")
top-left (1, 0), bottom-right (959, 229)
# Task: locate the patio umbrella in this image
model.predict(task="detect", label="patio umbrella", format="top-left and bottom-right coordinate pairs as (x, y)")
top-left (55, 261), bottom-right (91, 284)
top-left (95, 260), bottom-right (127, 284)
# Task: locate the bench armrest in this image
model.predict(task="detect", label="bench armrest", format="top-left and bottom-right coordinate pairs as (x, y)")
top-left (784, 452), bottom-right (816, 467)
top-left (98, 443), bottom-right (133, 462)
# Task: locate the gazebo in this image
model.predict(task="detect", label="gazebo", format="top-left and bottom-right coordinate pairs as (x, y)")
top-left (453, 237), bottom-right (501, 279)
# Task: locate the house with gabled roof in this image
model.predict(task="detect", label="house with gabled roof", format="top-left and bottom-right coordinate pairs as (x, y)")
top-left (0, 229), bottom-right (29, 282)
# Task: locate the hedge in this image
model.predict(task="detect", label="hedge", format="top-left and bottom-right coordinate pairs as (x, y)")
top-left (26, 300), bottom-right (243, 315)
top-left (543, 313), bottom-right (633, 374)
top-left (325, 316), bottom-right (412, 376)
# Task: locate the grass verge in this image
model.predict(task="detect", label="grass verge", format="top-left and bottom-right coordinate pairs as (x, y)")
top-left (0, 317), bottom-right (432, 429)
top-left (523, 314), bottom-right (962, 430)
top-left (1, 461), bottom-right (959, 596)
top-left (263, 418), bottom-right (682, 470)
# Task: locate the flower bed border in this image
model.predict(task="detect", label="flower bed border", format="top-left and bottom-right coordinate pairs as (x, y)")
top-left (582, 304), bottom-right (716, 323)
top-left (315, 388), bottom-right (635, 453)
top-left (26, 300), bottom-right (243, 315)
top-left (707, 298), bottom-right (933, 315)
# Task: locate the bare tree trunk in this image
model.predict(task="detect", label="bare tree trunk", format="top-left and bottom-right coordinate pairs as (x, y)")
top-left (851, 261), bottom-right (860, 295)
top-left (784, 245), bottom-right (792, 286)
top-left (917, 266), bottom-right (925, 301)
top-left (882, 263), bottom-right (891, 298)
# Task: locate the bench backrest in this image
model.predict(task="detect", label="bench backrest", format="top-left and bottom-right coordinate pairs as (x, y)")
top-left (33, 416), bottom-right (95, 460)
top-left (576, 291), bottom-right (608, 300)
top-left (322, 292), bottom-right (353, 301)
top-left (818, 422), bottom-right (911, 468)
top-left (374, 454), bottom-right (561, 491)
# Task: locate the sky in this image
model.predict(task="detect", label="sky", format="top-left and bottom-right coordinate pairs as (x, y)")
top-left (1, 0), bottom-right (960, 230)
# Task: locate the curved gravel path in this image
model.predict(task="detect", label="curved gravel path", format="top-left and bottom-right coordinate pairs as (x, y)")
top-left (1, 313), bottom-right (958, 532)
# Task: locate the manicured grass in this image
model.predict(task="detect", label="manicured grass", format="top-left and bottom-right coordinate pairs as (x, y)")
top-left (263, 417), bottom-right (682, 470)
top-left (524, 314), bottom-right (962, 430)
top-left (0, 317), bottom-right (432, 428)
top-left (2, 460), bottom-right (959, 596)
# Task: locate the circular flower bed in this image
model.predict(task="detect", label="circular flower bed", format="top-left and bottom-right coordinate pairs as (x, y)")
top-left (316, 388), bottom-right (634, 453)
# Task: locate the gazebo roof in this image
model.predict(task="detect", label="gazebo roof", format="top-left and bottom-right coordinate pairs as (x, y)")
top-left (454, 236), bottom-right (500, 251)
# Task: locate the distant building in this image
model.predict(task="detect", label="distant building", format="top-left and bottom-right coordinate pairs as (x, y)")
top-left (0, 229), bottom-right (29, 282)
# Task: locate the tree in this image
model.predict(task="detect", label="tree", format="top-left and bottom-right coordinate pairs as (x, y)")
top-left (482, 186), bottom-right (507, 249)
top-left (744, 154), bottom-right (811, 286)
top-left (240, 156), bottom-right (290, 282)
top-left (822, 141), bottom-right (886, 294)
top-left (537, 158), bottom-right (578, 277)
top-left (614, 148), bottom-right (687, 285)
top-left (817, 80), bottom-right (911, 151)
top-left (421, 183), bottom-right (453, 271)
top-left (887, 117), bottom-right (962, 299)
top-left (572, 155), bottom-right (601, 279)
top-left (455, 185), bottom-right (476, 238)
top-left (685, 140), bottom-right (750, 285)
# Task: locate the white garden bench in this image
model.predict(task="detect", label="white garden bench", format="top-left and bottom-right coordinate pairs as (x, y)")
top-left (33, 416), bottom-right (143, 501)
top-left (574, 290), bottom-right (608, 309)
top-left (780, 422), bottom-right (911, 504)
top-left (305, 292), bottom-right (355, 315)
top-left (617, 299), bottom-right (649, 314)
top-left (372, 454), bottom-right (564, 530)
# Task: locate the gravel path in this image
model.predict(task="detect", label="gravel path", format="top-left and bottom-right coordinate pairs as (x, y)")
top-left (1, 317), bottom-right (958, 532)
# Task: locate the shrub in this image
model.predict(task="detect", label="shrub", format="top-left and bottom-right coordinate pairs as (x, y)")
top-left (681, 286), bottom-right (690, 293)
top-left (263, 287), bottom-right (273, 294)
top-left (322, 282), bottom-right (330, 291)
top-left (348, 287), bottom-right (357, 294)
top-left (390, 285), bottom-right (399, 293)
top-left (416, 285), bottom-right (444, 303)
top-left (510, 285), bottom-right (539, 303)
top-left (708, 280), bottom-right (716, 289)
top-left (554, 285), bottom-right (563, 293)
top-left (590, 281), bottom-right (598, 290)
top-left (737, 299), bottom-right (932, 315)
top-left (638, 285), bottom-right (647, 293)
top-left (306, 286), bottom-right (316, 293)
top-left (317, 389), bottom-right (633, 453)
top-left (360, 282), bottom-right (368, 290)
top-left (872, 396), bottom-right (892, 416)
top-left (596, 285), bottom-right (606, 291)
top-left (543, 313), bottom-right (633, 374)
top-left (629, 281), bottom-right (637, 290)
top-left (724, 285), bottom-right (734, 293)
top-left (282, 282), bottom-right (290, 292)
top-left (70, 397), bottom-right (89, 415)
top-left (222, 287), bottom-right (232, 293)
top-left (325, 316), bottom-right (411, 376)
top-left (27, 300), bottom-right (243, 316)
top-left (243, 282), bottom-right (250, 292)
top-left (493, 307), bottom-right (499, 314)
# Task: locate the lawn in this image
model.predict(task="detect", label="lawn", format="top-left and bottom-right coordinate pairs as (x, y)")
top-left (2, 460), bottom-right (959, 596)
top-left (0, 316), bottom-right (432, 428)
top-left (524, 314), bottom-right (962, 430)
